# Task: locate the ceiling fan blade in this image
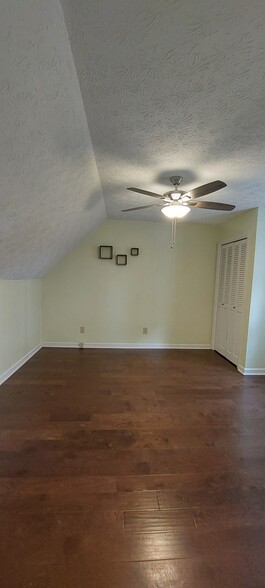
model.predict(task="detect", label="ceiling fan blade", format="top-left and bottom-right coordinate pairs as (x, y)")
top-left (122, 204), bottom-right (162, 212)
top-left (127, 187), bottom-right (162, 199)
top-left (189, 201), bottom-right (235, 211)
top-left (186, 180), bottom-right (227, 200)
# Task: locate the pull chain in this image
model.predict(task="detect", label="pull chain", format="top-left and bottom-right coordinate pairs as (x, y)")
top-left (171, 218), bottom-right (177, 248)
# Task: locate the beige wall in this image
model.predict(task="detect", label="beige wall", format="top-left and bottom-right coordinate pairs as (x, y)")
top-left (42, 220), bottom-right (218, 346)
top-left (217, 209), bottom-right (258, 368)
top-left (0, 279), bottom-right (41, 381)
top-left (1, 212), bottom-right (263, 382)
top-left (245, 209), bottom-right (265, 369)
top-left (1, 212), bottom-right (264, 378)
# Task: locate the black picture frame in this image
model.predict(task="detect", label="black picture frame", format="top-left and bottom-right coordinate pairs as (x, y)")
top-left (99, 245), bottom-right (113, 259)
top-left (116, 254), bottom-right (127, 266)
top-left (131, 247), bottom-right (139, 256)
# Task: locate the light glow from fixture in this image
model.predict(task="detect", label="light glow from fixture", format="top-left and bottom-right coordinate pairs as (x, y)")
top-left (161, 204), bottom-right (191, 219)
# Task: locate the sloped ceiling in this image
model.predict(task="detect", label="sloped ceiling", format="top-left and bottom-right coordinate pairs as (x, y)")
top-left (0, 0), bottom-right (106, 278)
top-left (2, 0), bottom-right (265, 277)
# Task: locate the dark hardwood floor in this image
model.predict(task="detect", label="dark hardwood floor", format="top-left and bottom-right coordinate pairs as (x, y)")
top-left (0, 348), bottom-right (265, 587)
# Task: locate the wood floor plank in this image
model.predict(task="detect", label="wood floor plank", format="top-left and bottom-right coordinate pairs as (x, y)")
top-left (116, 470), bottom-right (242, 492)
top-left (124, 509), bottom-right (195, 533)
top-left (157, 485), bottom-right (265, 509)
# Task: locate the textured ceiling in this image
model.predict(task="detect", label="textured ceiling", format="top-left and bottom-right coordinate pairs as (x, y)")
top-left (61, 0), bottom-right (265, 223)
top-left (2, 0), bottom-right (265, 278)
top-left (0, 0), bottom-right (106, 278)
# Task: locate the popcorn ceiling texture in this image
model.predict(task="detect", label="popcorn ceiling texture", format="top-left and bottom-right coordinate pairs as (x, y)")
top-left (61, 0), bottom-right (265, 221)
top-left (1, 0), bottom-right (265, 277)
top-left (0, 0), bottom-right (106, 278)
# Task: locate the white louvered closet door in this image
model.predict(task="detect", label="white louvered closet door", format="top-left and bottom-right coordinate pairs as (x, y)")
top-left (215, 239), bottom-right (247, 365)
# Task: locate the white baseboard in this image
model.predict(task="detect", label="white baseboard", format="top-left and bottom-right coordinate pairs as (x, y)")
top-left (43, 342), bottom-right (79, 348)
top-left (42, 342), bottom-right (211, 350)
top-left (238, 365), bottom-right (265, 376)
top-left (0, 344), bottom-right (42, 386)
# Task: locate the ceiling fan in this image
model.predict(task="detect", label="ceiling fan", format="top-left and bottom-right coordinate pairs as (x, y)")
top-left (122, 176), bottom-right (235, 219)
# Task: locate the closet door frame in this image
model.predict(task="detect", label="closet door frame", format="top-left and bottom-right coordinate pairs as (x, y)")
top-left (211, 233), bottom-right (248, 368)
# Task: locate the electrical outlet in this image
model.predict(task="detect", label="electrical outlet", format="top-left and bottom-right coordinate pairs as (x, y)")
top-left (79, 342), bottom-right (84, 349)
top-left (143, 327), bottom-right (148, 335)
top-left (80, 326), bottom-right (85, 333)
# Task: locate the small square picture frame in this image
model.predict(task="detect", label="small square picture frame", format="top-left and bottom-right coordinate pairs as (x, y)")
top-left (99, 245), bottom-right (113, 259)
top-left (116, 254), bottom-right (127, 266)
top-left (131, 247), bottom-right (139, 256)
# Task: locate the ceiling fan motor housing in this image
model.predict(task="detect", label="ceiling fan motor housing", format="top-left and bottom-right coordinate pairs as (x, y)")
top-left (170, 176), bottom-right (183, 186)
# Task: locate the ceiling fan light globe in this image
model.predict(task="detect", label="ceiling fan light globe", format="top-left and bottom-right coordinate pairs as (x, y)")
top-left (161, 205), bottom-right (191, 219)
